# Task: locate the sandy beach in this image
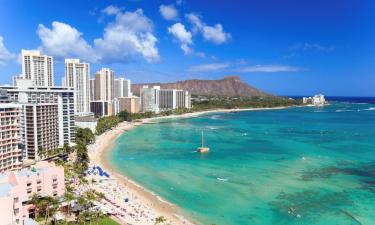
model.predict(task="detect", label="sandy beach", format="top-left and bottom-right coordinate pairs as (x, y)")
top-left (87, 107), bottom-right (289, 225)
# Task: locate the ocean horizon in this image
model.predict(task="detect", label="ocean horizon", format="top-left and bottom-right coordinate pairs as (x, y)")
top-left (109, 97), bottom-right (375, 225)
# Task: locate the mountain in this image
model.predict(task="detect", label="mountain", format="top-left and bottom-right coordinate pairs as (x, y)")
top-left (131, 76), bottom-right (268, 97)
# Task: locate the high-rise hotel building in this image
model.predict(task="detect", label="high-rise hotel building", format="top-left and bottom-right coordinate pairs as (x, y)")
top-left (159, 89), bottom-right (191, 110)
top-left (140, 86), bottom-right (160, 113)
top-left (94, 68), bottom-right (114, 101)
top-left (63, 59), bottom-right (90, 114)
top-left (0, 90), bottom-right (22, 172)
top-left (19, 50), bottom-right (54, 86)
top-left (1, 84), bottom-right (75, 160)
top-left (114, 78), bottom-right (132, 98)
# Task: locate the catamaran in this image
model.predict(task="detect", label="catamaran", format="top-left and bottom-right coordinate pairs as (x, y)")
top-left (197, 130), bottom-right (210, 153)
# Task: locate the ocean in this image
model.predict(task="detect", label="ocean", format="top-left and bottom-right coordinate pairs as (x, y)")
top-left (109, 97), bottom-right (375, 225)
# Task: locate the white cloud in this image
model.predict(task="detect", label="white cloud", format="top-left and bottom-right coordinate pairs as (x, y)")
top-left (0, 36), bottom-right (16, 66)
top-left (286, 43), bottom-right (334, 58)
top-left (302, 43), bottom-right (334, 52)
top-left (186, 13), bottom-right (203, 33)
top-left (94, 8), bottom-right (159, 63)
top-left (239, 65), bottom-right (301, 73)
top-left (186, 13), bottom-right (231, 44)
top-left (102, 5), bottom-right (122, 16)
top-left (37, 7), bottom-right (160, 64)
top-left (203, 24), bottom-right (231, 44)
top-left (37, 21), bottom-right (97, 62)
top-left (189, 63), bottom-right (229, 72)
top-left (159, 4), bottom-right (178, 20)
top-left (168, 23), bottom-right (193, 55)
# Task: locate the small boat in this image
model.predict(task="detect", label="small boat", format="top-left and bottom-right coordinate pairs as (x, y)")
top-left (197, 130), bottom-right (210, 153)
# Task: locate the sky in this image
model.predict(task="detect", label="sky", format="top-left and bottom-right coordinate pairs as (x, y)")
top-left (0, 0), bottom-right (374, 96)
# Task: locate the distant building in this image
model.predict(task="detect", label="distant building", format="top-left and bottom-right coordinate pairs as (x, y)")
top-left (303, 94), bottom-right (326, 106)
top-left (113, 96), bottom-right (140, 115)
top-left (63, 59), bottom-right (90, 114)
top-left (90, 101), bottom-right (113, 117)
top-left (75, 114), bottom-right (97, 133)
top-left (20, 50), bottom-right (54, 86)
top-left (140, 86), bottom-right (160, 113)
top-left (1, 85), bottom-right (75, 160)
top-left (0, 90), bottom-right (22, 172)
top-left (114, 78), bottom-right (132, 98)
top-left (312, 94), bottom-right (326, 106)
top-left (94, 68), bottom-right (114, 101)
top-left (0, 161), bottom-right (65, 225)
top-left (159, 89), bottom-right (191, 110)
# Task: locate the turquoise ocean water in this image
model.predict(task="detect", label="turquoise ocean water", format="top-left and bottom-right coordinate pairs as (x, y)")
top-left (109, 101), bottom-right (375, 225)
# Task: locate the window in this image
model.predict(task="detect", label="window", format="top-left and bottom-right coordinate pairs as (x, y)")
top-left (14, 197), bottom-right (19, 203)
top-left (52, 184), bottom-right (58, 189)
top-left (37, 186), bottom-right (42, 192)
top-left (36, 179), bottom-right (41, 184)
top-left (14, 208), bottom-right (19, 215)
top-left (26, 181), bottom-right (32, 186)
top-left (16, 219), bottom-right (19, 224)
top-left (53, 191), bottom-right (58, 197)
top-left (27, 188), bottom-right (32, 194)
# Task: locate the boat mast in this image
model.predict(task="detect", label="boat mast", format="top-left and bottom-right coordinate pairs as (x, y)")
top-left (202, 130), bottom-right (204, 147)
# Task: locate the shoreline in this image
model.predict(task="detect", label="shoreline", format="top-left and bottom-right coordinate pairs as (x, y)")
top-left (88, 106), bottom-right (291, 225)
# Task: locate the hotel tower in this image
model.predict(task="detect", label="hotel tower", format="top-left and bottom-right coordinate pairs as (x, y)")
top-left (20, 50), bottom-right (54, 86)
top-left (63, 59), bottom-right (90, 114)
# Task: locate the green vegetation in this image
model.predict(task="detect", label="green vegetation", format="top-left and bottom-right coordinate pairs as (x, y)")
top-left (154, 216), bottom-right (167, 225)
top-left (37, 143), bottom-right (73, 159)
top-left (95, 116), bottom-right (121, 135)
top-left (36, 216), bottom-right (120, 225)
top-left (76, 128), bottom-right (95, 145)
top-left (191, 95), bottom-right (302, 111)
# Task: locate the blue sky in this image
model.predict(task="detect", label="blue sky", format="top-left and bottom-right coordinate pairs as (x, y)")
top-left (0, 0), bottom-right (374, 96)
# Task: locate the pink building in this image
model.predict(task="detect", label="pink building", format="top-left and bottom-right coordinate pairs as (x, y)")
top-left (0, 161), bottom-right (65, 225)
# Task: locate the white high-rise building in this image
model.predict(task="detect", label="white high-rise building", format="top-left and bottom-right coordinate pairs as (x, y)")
top-left (21, 50), bottom-right (54, 86)
top-left (94, 68), bottom-right (114, 101)
top-left (140, 86), bottom-right (160, 113)
top-left (159, 89), bottom-right (191, 110)
top-left (1, 85), bottom-right (75, 160)
top-left (64, 59), bottom-right (90, 114)
top-left (114, 78), bottom-right (132, 98)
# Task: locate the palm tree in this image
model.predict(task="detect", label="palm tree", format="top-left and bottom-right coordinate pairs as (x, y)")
top-left (64, 190), bottom-right (75, 216)
top-left (29, 193), bottom-right (42, 219)
top-left (155, 216), bottom-right (167, 225)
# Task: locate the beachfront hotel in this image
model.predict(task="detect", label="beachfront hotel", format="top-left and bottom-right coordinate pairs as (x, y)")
top-left (0, 90), bottom-right (22, 173)
top-left (159, 89), bottom-right (192, 110)
top-left (15, 50), bottom-right (54, 87)
top-left (0, 161), bottom-right (65, 225)
top-left (90, 100), bottom-right (113, 117)
top-left (113, 96), bottom-right (141, 115)
top-left (0, 83), bottom-right (76, 160)
top-left (114, 78), bottom-right (132, 98)
top-left (63, 59), bottom-right (90, 114)
top-left (140, 85), bottom-right (160, 113)
top-left (94, 68), bottom-right (115, 101)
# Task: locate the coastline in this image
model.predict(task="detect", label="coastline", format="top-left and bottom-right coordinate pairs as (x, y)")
top-left (88, 106), bottom-right (290, 225)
